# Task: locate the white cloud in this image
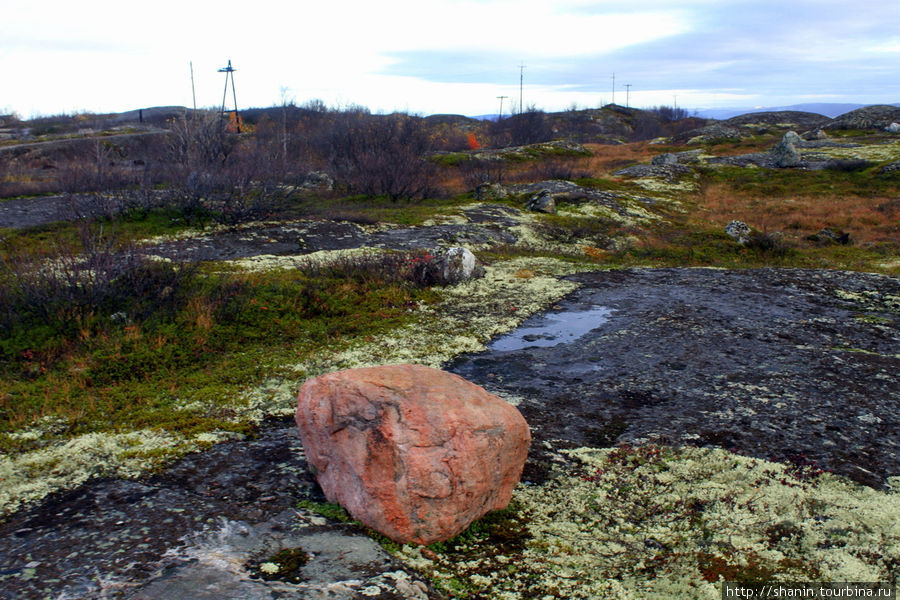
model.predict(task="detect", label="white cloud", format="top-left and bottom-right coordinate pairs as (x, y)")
top-left (2, 0), bottom-right (899, 116)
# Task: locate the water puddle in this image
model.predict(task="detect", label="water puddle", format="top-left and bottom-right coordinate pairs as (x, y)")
top-left (489, 306), bottom-right (613, 352)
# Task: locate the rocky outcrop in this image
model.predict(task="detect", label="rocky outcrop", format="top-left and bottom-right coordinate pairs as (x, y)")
top-left (507, 180), bottom-right (627, 214)
top-left (651, 149), bottom-right (702, 166)
top-left (651, 152), bottom-right (678, 166)
top-left (676, 123), bottom-right (742, 144)
top-left (613, 163), bottom-right (693, 181)
top-left (827, 105), bottom-right (900, 130)
top-left (295, 364), bottom-right (531, 545)
top-left (721, 111), bottom-right (830, 131)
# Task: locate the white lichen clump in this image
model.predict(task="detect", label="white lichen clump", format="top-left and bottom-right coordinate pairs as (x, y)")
top-left (397, 446), bottom-right (899, 600)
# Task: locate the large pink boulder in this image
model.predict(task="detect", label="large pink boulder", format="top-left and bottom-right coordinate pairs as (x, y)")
top-left (295, 364), bottom-right (531, 545)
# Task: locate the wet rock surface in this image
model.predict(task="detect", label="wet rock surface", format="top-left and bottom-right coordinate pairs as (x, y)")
top-left (451, 268), bottom-right (900, 489)
top-left (0, 424), bottom-right (437, 599)
top-left (0, 267), bottom-right (897, 598)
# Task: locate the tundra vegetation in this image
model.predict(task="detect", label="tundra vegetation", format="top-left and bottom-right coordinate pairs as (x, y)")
top-left (1, 103), bottom-right (898, 597)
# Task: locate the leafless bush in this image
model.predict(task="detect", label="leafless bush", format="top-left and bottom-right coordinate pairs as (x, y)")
top-left (648, 105), bottom-right (691, 123)
top-left (490, 108), bottom-right (552, 147)
top-left (630, 113), bottom-right (666, 141)
top-left (166, 111), bottom-right (236, 169)
top-left (324, 113), bottom-right (440, 200)
top-left (0, 222), bottom-right (196, 334)
top-left (459, 158), bottom-right (508, 188)
top-left (527, 157), bottom-right (593, 181)
top-left (160, 112), bottom-right (294, 224)
top-left (745, 231), bottom-right (791, 256)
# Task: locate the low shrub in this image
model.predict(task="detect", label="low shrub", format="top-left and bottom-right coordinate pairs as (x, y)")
top-left (823, 159), bottom-right (873, 172)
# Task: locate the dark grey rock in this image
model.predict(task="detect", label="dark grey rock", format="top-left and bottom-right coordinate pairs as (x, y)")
top-left (725, 220), bottom-right (752, 244)
top-left (771, 135), bottom-right (802, 167)
top-left (651, 153), bottom-right (678, 166)
top-left (526, 190), bottom-right (556, 213)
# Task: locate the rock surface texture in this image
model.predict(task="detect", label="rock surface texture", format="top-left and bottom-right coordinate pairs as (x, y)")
top-left (295, 364), bottom-right (531, 545)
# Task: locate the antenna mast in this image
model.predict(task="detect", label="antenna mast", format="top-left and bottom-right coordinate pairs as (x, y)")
top-left (518, 63), bottom-right (526, 114)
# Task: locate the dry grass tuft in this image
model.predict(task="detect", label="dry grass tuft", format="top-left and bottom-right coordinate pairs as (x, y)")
top-left (696, 183), bottom-right (900, 246)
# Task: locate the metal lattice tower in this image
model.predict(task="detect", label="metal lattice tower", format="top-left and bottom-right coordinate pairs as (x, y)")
top-left (218, 59), bottom-right (240, 132)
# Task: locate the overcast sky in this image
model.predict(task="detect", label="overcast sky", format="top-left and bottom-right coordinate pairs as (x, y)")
top-left (3, 0), bottom-right (899, 118)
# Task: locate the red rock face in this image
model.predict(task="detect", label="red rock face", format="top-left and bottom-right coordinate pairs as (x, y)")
top-left (295, 364), bottom-right (531, 545)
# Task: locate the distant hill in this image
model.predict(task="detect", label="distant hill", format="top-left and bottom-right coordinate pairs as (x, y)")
top-left (695, 103), bottom-right (900, 120)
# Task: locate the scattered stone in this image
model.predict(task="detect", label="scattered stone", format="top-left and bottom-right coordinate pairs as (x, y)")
top-left (881, 160), bottom-right (900, 174)
top-left (782, 130), bottom-right (804, 145)
top-left (433, 246), bottom-right (484, 285)
top-left (474, 182), bottom-right (508, 201)
top-left (808, 228), bottom-right (851, 245)
top-left (295, 364), bottom-right (531, 545)
top-left (803, 128), bottom-right (828, 140)
top-left (526, 190), bottom-right (556, 213)
top-left (301, 171), bottom-right (334, 191)
top-left (771, 132), bottom-right (802, 168)
top-left (725, 220), bottom-right (752, 244)
top-left (887, 123), bottom-right (900, 133)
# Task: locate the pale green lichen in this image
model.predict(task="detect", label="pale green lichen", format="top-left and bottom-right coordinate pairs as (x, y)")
top-left (0, 428), bottom-right (243, 516)
top-left (222, 247), bottom-right (384, 272)
top-left (834, 289), bottom-right (900, 313)
top-left (396, 446), bottom-right (899, 600)
top-left (259, 562), bottom-right (280, 575)
top-left (631, 177), bottom-right (698, 194)
top-left (817, 141), bottom-right (900, 162)
top-left (1, 429), bottom-right (178, 515)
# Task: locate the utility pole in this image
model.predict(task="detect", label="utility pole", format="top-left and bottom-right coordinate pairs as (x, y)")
top-left (625, 84), bottom-right (632, 108)
top-left (518, 63), bottom-right (526, 114)
top-left (496, 95), bottom-right (508, 120)
top-left (190, 61), bottom-right (197, 114)
top-left (611, 73), bottom-right (616, 106)
top-left (218, 59), bottom-right (240, 133)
